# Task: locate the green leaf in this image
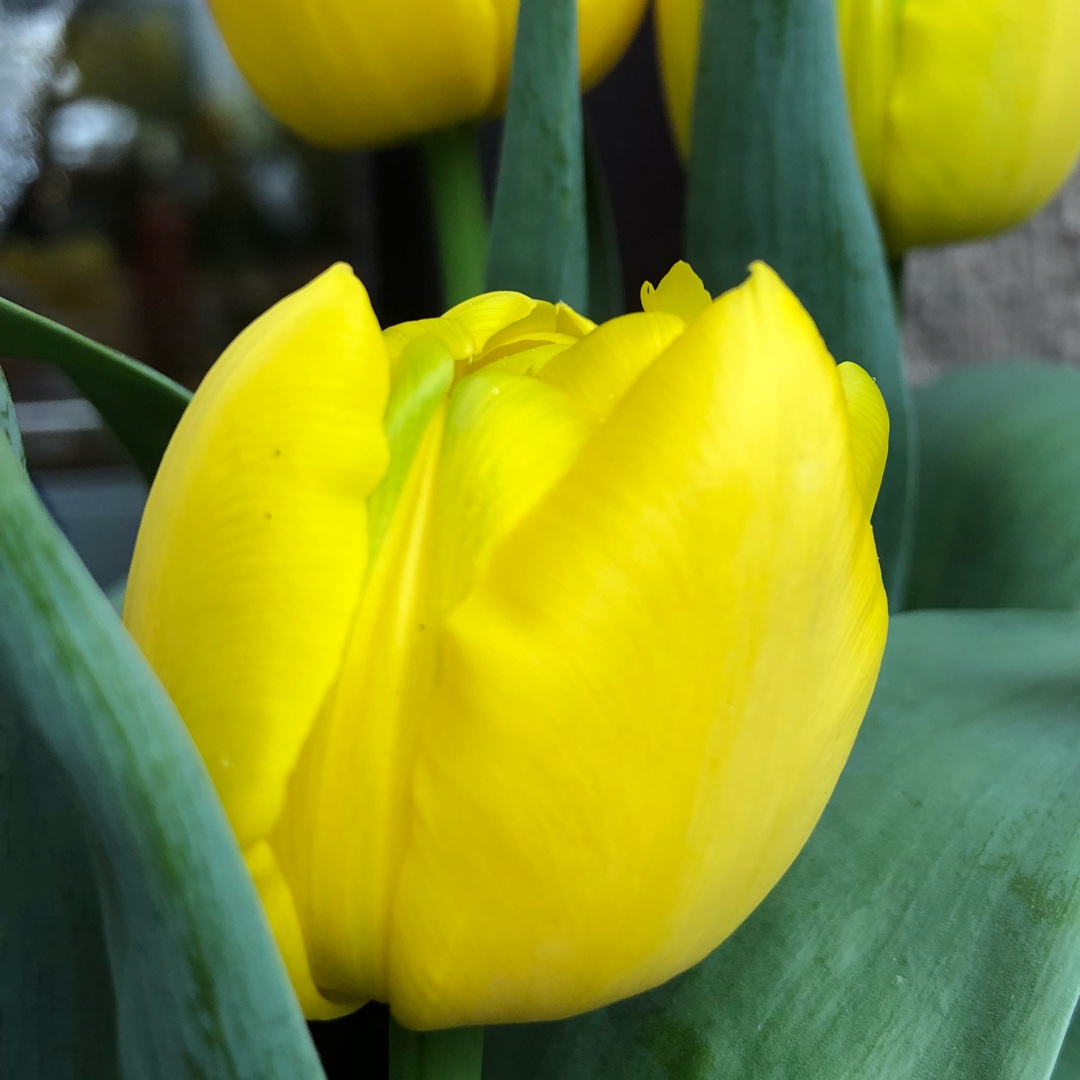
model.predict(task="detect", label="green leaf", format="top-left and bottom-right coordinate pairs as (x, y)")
top-left (486, 609), bottom-right (1080, 1079)
top-left (1053, 1010), bottom-right (1080, 1078)
top-left (485, 0), bottom-right (588, 311)
top-left (0, 434), bottom-right (324, 1079)
top-left (685, 0), bottom-right (914, 606)
top-left (0, 296), bottom-right (191, 482)
top-left (907, 361), bottom-right (1080, 611)
top-left (584, 131), bottom-right (625, 323)
top-left (0, 364), bottom-right (24, 468)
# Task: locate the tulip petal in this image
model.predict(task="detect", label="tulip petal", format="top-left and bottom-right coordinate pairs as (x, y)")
top-left (855, 0), bottom-right (1080, 250)
top-left (539, 311), bottom-right (684, 420)
top-left (124, 265), bottom-right (389, 850)
top-left (386, 264), bottom-right (887, 1029)
top-left (436, 370), bottom-right (596, 612)
top-left (838, 361), bottom-right (889, 516)
top-left (442, 292), bottom-right (539, 353)
top-left (208, 0), bottom-right (501, 147)
top-left (271, 412), bottom-right (446, 1011)
top-left (640, 260), bottom-right (713, 324)
top-left (654, 0), bottom-right (703, 158)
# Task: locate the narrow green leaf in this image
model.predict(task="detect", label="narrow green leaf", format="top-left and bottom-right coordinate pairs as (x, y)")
top-left (686, 0), bottom-right (914, 605)
top-left (0, 297), bottom-right (191, 481)
top-left (585, 131), bottom-right (625, 322)
top-left (0, 434), bottom-right (323, 1079)
top-left (487, 609), bottom-right (1080, 1079)
top-left (0, 365), bottom-right (24, 468)
top-left (485, 0), bottom-right (588, 310)
top-left (907, 361), bottom-right (1080, 611)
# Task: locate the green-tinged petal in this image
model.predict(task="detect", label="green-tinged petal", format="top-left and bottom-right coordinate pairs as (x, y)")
top-left (540, 311), bottom-right (684, 419)
top-left (838, 361), bottom-right (889, 515)
top-left (640, 260), bottom-right (712, 323)
top-left (385, 263), bottom-right (887, 1029)
top-left (124, 265), bottom-right (389, 851)
top-left (272, 411), bottom-right (445, 1014)
top-left (383, 318), bottom-right (474, 375)
top-left (208, 0), bottom-right (499, 147)
top-left (436, 370), bottom-right (596, 613)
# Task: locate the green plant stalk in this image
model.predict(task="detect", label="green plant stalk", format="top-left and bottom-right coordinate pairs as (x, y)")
top-left (686, 0), bottom-right (915, 607)
top-left (485, 0), bottom-right (588, 310)
top-left (390, 1019), bottom-right (484, 1080)
top-left (423, 126), bottom-right (490, 308)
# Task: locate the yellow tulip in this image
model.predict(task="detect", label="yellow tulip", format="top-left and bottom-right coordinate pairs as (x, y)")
top-left (124, 260), bottom-right (888, 1029)
top-left (207, 0), bottom-right (648, 147)
top-left (655, 0), bottom-right (1080, 252)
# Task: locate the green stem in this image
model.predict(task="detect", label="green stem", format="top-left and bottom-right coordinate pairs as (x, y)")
top-left (422, 126), bottom-right (489, 308)
top-left (389, 1019), bottom-right (484, 1080)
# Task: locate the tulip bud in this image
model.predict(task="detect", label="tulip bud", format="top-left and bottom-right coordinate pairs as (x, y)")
top-left (656, 0), bottom-right (1080, 252)
top-left (124, 261), bottom-right (888, 1029)
top-left (207, 0), bottom-right (648, 148)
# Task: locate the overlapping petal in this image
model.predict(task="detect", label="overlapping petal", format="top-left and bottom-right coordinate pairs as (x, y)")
top-left (208, 0), bottom-right (500, 148)
top-left (385, 264), bottom-right (888, 1028)
top-left (124, 265), bottom-right (389, 849)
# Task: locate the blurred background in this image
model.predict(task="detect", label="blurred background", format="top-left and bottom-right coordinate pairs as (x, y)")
top-left (0, 0), bottom-right (689, 591)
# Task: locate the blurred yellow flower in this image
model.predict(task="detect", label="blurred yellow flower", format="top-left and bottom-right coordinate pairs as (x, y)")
top-left (207, 0), bottom-right (648, 147)
top-left (124, 260), bottom-right (888, 1029)
top-left (656, 0), bottom-right (1080, 252)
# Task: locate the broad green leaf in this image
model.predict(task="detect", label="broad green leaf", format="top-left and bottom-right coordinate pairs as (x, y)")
top-left (0, 296), bottom-right (190, 481)
top-left (1053, 1010), bottom-right (1080, 1078)
top-left (907, 361), bottom-right (1080, 611)
top-left (486, 609), bottom-right (1080, 1080)
top-left (686, 0), bottom-right (913, 606)
top-left (485, 0), bottom-right (587, 311)
top-left (0, 364), bottom-right (24, 468)
top-left (584, 131), bottom-right (624, 323)
top-left (0, 433), bottom-right (324, 1079)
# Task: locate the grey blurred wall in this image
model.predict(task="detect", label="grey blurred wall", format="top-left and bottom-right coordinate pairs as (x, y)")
top-left (903, 164), bottom-right (1080, 384)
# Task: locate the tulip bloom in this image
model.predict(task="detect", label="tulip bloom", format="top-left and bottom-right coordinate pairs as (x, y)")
top-left (124, 261), bottom-right (888, 1029)
top-left (207, 0), bottom-right (648, 147)
top-left (656, 0), bottom-right (1080, 252)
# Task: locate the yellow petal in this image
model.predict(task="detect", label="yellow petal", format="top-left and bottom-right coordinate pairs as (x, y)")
top-left (640, 261), bottom-right (713, 324)
top-left (844, 0), bottom-right (1080, 251)
top-left (385, 263), bottom-right (887, 1028)
top-left (124, 265), bottom-right (389, 850)
top-left (436, 369), bottom-right (596, 612)
top-left (383, 318), bottom-right (474, 376)
top-left (654, 0), bottom-right (703, 159)
top-left (838, 361), bottom-right (889, 515)
top-left (539, 311), bottom-right (685, 420)
top-left (487, 0), bottom-right (650, 105)
top-left (207, 0), bottom-right (499, 147)
top-left (442, 291), bottom-right (539, 354)
top-left (272, 410), bottom-right (446, 1012)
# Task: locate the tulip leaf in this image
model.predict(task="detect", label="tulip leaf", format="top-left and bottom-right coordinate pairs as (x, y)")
top-left (0, 433), bottom-right (324, 1079)
top-left (486, 609), bottom-right (1080, 1080)
top-left (907, 361), bottom-right (1080, 611)
top-left (0, 364), bottom-right (24, 468)
top-left (0, 296), bottom-right (191, 482)
top-left (585, 131), bottom-right (625, 323)
top-left (1053, 1011), bottom-right (1080, 1078)
top-left (486, 0), bottom-right (588, 311)
top-left (685, 0), bottom-right (914, 606)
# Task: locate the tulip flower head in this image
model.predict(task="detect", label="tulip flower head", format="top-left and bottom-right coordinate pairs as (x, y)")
top-left (208, 0), bottom-right (648, 147)
top-left (125, 261), bottom-right (888, 1029)
top-left (656, 0), bottom-right (1080, 251)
